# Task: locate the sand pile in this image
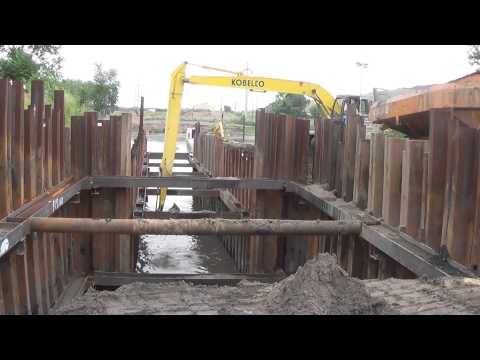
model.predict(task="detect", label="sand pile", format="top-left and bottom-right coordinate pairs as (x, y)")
top-left (264, 254), bottom-right (391, 315)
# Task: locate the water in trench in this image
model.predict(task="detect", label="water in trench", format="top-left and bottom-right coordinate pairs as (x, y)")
top-left (136, 134), bottom-right (236, 274)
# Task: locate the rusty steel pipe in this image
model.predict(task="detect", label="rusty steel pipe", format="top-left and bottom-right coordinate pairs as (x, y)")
top-left (30, 218), bottom-right (361, 236)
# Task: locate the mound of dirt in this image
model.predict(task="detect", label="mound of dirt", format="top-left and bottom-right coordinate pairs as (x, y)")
top-left (264, 254), bottom-right (392, 315)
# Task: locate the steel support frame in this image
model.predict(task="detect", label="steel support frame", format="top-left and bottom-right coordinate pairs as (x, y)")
top-left (0, 176), bottom-right (284, 260)
top-left (90, 176), bottom-right (287, 190)
top-left (147, 152), bottom-right (189, 160)
top-left (0, 175), bottom-right (474, 280)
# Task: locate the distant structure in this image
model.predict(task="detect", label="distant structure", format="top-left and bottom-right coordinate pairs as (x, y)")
top-left (192, 103), bottom-right (216, 112)
top-left (370, 71), bottom-right (480, 103)
top-left (448, 70), bottom-right (480, 85)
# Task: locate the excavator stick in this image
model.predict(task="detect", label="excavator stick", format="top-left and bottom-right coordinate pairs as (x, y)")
top-left (159, 62), bottom-right (187, 210)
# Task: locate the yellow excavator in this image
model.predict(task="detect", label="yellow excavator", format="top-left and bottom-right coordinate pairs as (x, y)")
top-left (158, 62), bottom-right (368, 209)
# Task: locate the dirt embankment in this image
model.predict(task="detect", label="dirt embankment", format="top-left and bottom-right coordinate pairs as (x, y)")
top-left (53, 254), bottom-right (392, 315)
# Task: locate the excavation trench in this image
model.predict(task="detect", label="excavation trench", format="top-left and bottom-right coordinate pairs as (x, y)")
top-left (136, 137), bottom-right (236, 274)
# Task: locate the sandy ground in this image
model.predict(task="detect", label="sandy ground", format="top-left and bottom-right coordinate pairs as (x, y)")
top-left (52, 254), bottom-right (480, 315)
top-left (53, 254), bottom-right (390, 315)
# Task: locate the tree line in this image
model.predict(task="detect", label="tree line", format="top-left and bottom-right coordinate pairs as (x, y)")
top-left (469, 45), bottom-right (480, 69)
top-left (0, 45), bottom-right (120, 124)
top-left (2, 45), bottom-right (478, 125)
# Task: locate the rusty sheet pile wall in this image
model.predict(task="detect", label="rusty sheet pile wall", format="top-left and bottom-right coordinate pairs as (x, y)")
top-left (193, 110), bottom-right (314, 274)
top-left (249, 110), bottom-right (310, 273)
top-left (0, 80), bottom-right (68, 219)
top-left (70, 112), bottom-right (141, 275)
top-left (193, 122), bottom-right (254, 271)
top-left (194, 108), bottom-right (416, 278)
top-left (0, 80), bottom-right (72, 315)
top-left (130, 126), bottom-right (147, 265)
top-left (313, 106), bottom-right (413, 278)
top-left (192, 195), bottom-right (250, 273)
top-left (0, 79), bottom-right (146, 314)
top-left (193, 122), bottom-right (254, 210)
top-left (314, 106), bottom-right (480, 275)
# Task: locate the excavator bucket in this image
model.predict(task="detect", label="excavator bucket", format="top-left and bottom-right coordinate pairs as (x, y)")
top-left (212, 121), bottom-right (224, 139)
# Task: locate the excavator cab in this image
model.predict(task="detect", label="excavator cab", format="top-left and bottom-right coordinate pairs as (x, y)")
top-left (330, 95), bottom-right (370, 123)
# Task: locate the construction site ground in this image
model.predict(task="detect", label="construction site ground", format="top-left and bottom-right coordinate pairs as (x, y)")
top-left (53, 254), bottom-right (480, 315)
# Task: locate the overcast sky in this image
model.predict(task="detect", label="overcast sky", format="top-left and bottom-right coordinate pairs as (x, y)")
top-left (61, 45), bottom-right (476, 111)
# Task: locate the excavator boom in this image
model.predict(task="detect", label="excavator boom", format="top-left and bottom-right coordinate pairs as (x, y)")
top-left (186, 75), bottom-right (338, 117)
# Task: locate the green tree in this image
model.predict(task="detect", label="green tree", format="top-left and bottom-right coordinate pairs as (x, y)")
top-left (468, 45), bottom-right (480, 69)
top-left (268, 93), bottom-right (309, 117)
top-left (58, 79), bottom-right (97, 122)
top-left (60, 79), bottom-right (96, 108)
top-left (0, 45), bottom-right (62, 78)
top-left (0, 45), bottom-right (63, 102)
top-left (92, 63), bottom-right (120, 115)
top-left (0, 48), bottom-right (40, 82)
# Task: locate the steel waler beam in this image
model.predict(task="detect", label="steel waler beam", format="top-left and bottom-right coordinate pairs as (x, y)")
top-left (30, 218), bottom-right (361, 236)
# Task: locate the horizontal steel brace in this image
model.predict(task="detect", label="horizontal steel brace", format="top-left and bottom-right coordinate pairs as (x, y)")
top-left (285, 181), bottom-right (470, 278)
top-left (148, 152), bottom-right (189, 160)
top-left (0, 178), bottom-right (85, 260)
top-left (30, 218), bottom-right (362, 236)
top-left (93, 272), bottom-right (284, 287)
top-left (147, 162), bottom-right (191, 168)
top-left (90, 176), bottom-right (287, 190)
top-left (146, 189), bottom-right (220, 197)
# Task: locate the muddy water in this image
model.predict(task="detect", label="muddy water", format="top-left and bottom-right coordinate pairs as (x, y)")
top-left (136, 134), bottom-right (236, 274)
